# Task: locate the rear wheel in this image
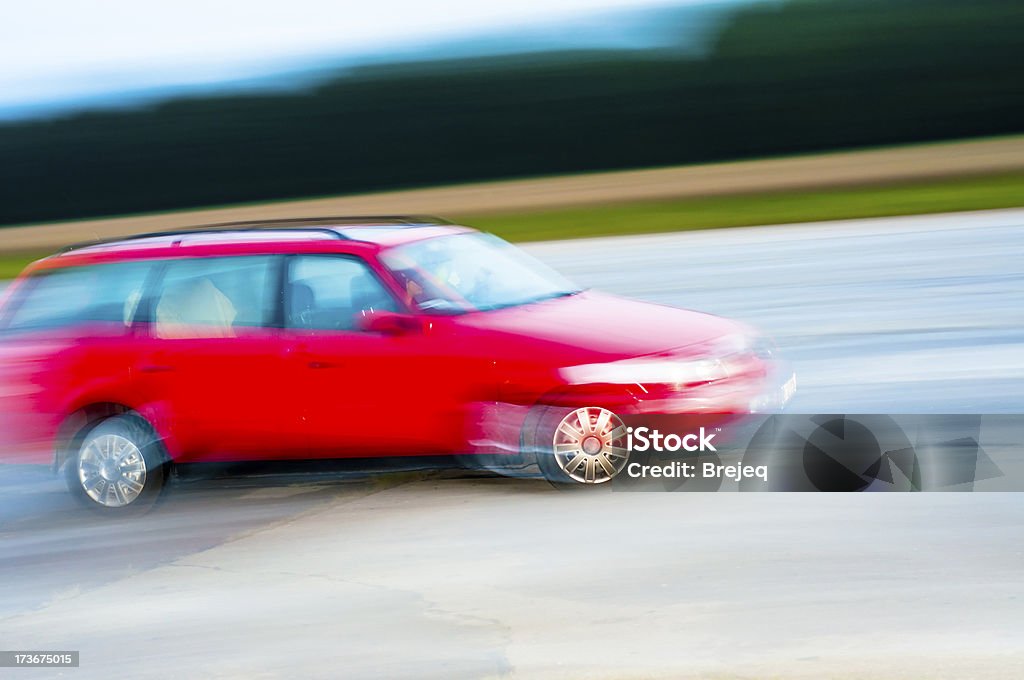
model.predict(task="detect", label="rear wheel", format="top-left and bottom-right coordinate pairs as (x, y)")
top-left (534, 406), bottom-right (631, 485)
top-left (65, 415), bottom-right (168, 514)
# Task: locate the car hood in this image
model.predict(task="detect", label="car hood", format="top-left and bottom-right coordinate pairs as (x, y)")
top-left (451, 290), bottom-right (747, 362)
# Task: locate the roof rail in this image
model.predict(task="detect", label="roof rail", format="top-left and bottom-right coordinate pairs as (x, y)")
top-left (58, 215), bottom-right (453, 253)
top-left (186, 215), bottom-right (453, 230)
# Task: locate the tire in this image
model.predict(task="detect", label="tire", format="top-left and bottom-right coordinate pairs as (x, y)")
top-left (530, 405), bottom-right (631, 486)
top-left (64, 414), bottom-right (168, 514)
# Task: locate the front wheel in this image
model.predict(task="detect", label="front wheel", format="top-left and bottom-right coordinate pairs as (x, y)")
top-left (533, 406), bottom-right (631, 485)
top-left (65, 415), bottom-right (168, 513)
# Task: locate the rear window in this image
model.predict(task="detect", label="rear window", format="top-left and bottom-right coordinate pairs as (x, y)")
top-left (1, 261), bottom-right (153, 333)
top-left (153, 256), bottom-right (279, 338)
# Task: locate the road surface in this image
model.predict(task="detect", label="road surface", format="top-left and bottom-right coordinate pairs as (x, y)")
top-left (1, 209), bottom-right (1022, 679)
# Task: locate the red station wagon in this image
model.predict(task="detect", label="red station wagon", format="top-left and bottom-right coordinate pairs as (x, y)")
top-left (0, 217), bottom-right (794, 511)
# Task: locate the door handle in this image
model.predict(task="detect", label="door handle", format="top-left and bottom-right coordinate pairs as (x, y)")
top-left (139, 364), bottom-right (175, 373)
top-left (307, 360), bottom-right (343, 369)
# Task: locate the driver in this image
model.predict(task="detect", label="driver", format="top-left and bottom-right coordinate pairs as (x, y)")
top-left (393, 246), bottom-right (461, 308)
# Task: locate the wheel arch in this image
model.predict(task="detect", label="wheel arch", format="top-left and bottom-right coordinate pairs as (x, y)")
top-left (53, 403), bottom-right (171, 471)
top-left (519, 383), bottom-right (641, 457)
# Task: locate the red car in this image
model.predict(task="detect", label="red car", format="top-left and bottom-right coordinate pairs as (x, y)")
top-left (0, 217), bottom-right (794, 510)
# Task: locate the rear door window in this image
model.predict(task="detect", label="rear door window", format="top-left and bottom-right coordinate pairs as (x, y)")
top-left (2, 261), bottom-right (153, 332)
top-left (153, 256), bottom-right (279, 338)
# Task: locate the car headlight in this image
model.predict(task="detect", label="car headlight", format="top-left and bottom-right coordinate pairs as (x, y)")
top-left (559, 357), bottom-right (728, 386)
top-left (559, 333), bottom-right (774, 387)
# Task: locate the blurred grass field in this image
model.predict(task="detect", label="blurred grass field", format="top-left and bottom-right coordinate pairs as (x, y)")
top-left (2, 169), bottom-right (1021, 279)
top-left (464, 170), bottom-right (1024, 242)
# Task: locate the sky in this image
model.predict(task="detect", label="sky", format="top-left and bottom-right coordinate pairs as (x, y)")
top-left (0, 0), bottom-right (708, 119)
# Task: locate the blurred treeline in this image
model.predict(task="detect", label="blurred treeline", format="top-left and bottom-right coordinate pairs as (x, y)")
top-left (1, 0), bottom-right (1022, 225)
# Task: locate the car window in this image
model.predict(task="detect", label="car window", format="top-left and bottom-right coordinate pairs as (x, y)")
top-left (2, 261), bottom-right (153, 333)
top-left (154, 256), bottom-right (278, 339)
top-left (379, 232), bottom-right (580, 314)
top-left (286, 255), bottom-right (398, 331)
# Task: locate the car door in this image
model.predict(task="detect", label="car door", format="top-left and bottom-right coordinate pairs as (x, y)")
top-left (282, 254), bottom-right (461, 457)
top-left (130, 254), bottom-right (303, 461)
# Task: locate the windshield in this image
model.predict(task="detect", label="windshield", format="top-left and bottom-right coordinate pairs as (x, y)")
top-left (380, 233), bottom-right (581, 313)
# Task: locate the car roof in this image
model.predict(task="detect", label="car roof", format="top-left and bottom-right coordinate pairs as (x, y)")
top-left (33, 216), bottom-right (474, 271)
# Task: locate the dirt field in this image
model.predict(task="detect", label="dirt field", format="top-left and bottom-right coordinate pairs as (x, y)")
top-left (2, 135), bottom-right (1023, 252)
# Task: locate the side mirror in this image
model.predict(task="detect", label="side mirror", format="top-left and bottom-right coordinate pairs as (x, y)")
top-left (357, 310), bottom-right (422, 335)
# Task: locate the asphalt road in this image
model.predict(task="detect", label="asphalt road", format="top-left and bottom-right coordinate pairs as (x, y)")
top-left (1, 209), bottom-right (1023, 679)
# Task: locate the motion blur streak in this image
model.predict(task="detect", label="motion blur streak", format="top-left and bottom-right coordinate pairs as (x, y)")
top-left (1, 211), bottom-right (1023, 678)
top-left (528, 208), bottom-right (1024, 413)
top-left (1, 0), bottom-right (1021, 224)
top-left (0, 136), bottom-right (1020, 253)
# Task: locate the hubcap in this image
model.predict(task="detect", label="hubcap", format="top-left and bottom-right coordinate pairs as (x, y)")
top-left (552, 407), bottom-right (629, 484)
top-left (78, 434), bottom-right (147, 507)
